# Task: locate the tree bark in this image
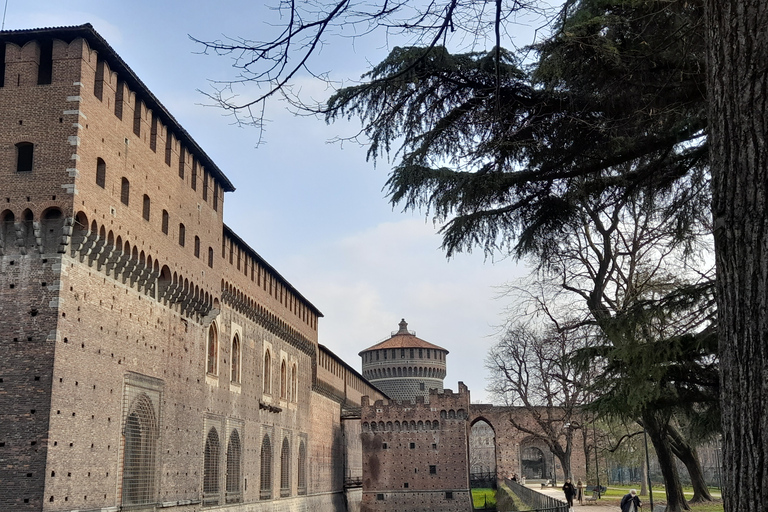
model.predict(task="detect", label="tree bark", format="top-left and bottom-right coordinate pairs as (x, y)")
top-left (706, 1), bottom-right (768, 512)
top-left (667, 426), bottom-right (713, 502)
top-left (643, 410), bottom-right (689, 512)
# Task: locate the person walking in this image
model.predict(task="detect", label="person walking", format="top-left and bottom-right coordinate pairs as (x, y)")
top-left (562, 479), bottom-right (577, 510)
top-left (576, 479), bottom-right (584, 505)
top-left (620, 489), bottom-right (642, 512)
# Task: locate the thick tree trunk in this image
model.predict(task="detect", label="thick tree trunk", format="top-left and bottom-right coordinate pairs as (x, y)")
top-left (643, 410), bottom-right (689, 512)
top-left (667, 426), bottom-right (713, 502)
top-left (706, 2), bottom-right (768, 512)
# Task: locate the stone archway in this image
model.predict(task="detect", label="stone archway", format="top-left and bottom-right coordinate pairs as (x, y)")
top-left (521, 445), bottom-right (546, 480)
top-left (469, 419), bottom-right (496, 487)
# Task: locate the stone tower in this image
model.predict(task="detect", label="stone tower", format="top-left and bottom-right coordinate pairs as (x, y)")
top-left (359, 319), bottom-right (448, 402)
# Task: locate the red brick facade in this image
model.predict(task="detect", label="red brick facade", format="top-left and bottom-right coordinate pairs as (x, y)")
top-left (0, 25), bottom-right (384, 512)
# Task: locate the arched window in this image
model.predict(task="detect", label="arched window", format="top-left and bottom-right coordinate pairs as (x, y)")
top-left (120, 177), bottom-right (130, 205)
top-left (96, 158), bottom-right (106, 188)
top-left (260, 435), bottom-right (272, 500)
top-left (291, 364), bottom-right (297, 403)
top-left (194, 235), bottom-right (201, 258)
top-left (203, 428), bottom-right (220, 505)
top-left (142, 194), bottom-right (151, 221)
top-left (121, 393), bottom-right (158, 506)
top-left (231, 334), bottom-right (241, 384)
top-left (206, 324), bottom-right (218, 375)
top-left (263, 350), bottom-right (271, 394)
top-left (280, 360), bottom-right (287, 399)
top-left (208, 247), bottom-right (214, 268)
top-left (280, 438), bottom-right (290, 497)
top-left (178, 223), bottom-right (185, 247)
top-left (297, 441), bottom-right (307, 495)
top-left (225, 430), bottom-right (242, 503)
top-left (161, 210), bottom-right (169, 234)
top-left (16, 142), bottom-right (33, 172)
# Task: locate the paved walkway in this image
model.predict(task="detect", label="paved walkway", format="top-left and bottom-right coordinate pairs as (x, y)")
top-left (530, 485), bottom-right (667, 511)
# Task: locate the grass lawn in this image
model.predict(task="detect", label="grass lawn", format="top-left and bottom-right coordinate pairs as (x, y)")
top-left (471, 488), bottom-right (497, 509)
top-left (599, 486), bottom-right (723, 512)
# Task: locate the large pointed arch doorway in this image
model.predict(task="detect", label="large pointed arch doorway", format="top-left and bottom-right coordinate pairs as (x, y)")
top-left (469, 419), bottom-right (497, 489)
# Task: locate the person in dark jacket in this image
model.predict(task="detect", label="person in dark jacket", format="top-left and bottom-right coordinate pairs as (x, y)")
top-left (620, 489), bottom-right (642, 512)
top-left (562, 479), bottom-right (577, 508)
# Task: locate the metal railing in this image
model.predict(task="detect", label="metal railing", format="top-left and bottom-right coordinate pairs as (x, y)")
top-left (503, 479), bottom-right (569, 512)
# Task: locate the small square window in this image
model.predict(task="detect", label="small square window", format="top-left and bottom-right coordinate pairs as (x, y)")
top-left (409, 442), bottom-right (415, 449)
top-left (432, 443), bottom-right (438, 449)
top-left (429, 465), bottom-right (437, 474)
top-left (376, 494), bottom-right (384, 501)
top-left (403, 482), bottom-right (409, 488)
top-left (445, 491), bottom-right (453, 499)
top-left (382, 442), bottom-right (388, 449)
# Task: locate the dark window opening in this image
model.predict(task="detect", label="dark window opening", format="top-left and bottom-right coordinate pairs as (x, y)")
top-left (213, 183), bottom-right (219, 211)
top-left (120, 178), bottom-right (130, 206)
top-left (114, 79), bottom-right (124, 119)
top-left (445, 491), bottom-right (453, 499)
top-left (178, 147), bottom-right (185, 179)
top-left (161, 210), bottom-right (169, 234)
top-left (142, 195), bottom-right (150, 221)
top-left (194, 236), bottom-right (200, 258)
top-left (376, 494), bottom-right (384, 501)
top-left (191, 161), bottom-right (197, 191)
top-left (96, 158), bottom-right (106, 188)
top-left (409, 442), bottom-right (415, 449)
top-left (165, 133), bottom-right (172, 166)
top-left (16, 142), bottom-right (33, 172)
top-left (403, 482), bottom-right (409, 488)
top-left (178, 224), bottom-right (185, 247)
top-left (37, 39), bottom-right (53, 85)
top-left (133, 97), bottom-right (142, 136)
top-left (203, 171), bottom-right (209, 201)
top-left (93, 59), bottom-right (104, 100)
top-left (208, 247), bottom-right (214, 268)
top-left (429, 465), bottom-right (437, 474)
top-left (149, 114), bottom-right (158, 152)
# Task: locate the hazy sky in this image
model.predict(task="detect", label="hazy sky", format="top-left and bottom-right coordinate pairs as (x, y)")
top-left (6, 0), bottom-right (551, 402)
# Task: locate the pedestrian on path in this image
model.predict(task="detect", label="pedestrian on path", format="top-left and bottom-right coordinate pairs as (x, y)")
top-left (620, 489), bottom-right (642, 512)
top-left (577, 479), bottom-right (584, 504)
top-left (562, 479), bottom-right (577, 510)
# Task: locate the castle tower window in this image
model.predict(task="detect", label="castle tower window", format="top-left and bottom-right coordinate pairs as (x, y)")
top-left (96, 158), bottom-right (106, 188)
top-left (37, 39), bottom-right (53, 85)
top-left (203, 428), bottom-right (220, 505)
top-left (263, 351), bottom-right (271, 394)
top-left (280, 438), bottom-right (290, 497)
top-left (161, 210), bottom-right (169, 234)
top-left (280, 360), bottom-right (287, 399)
top-left (178, 147), bottom-right (185, 179)
top-left (297, 441), bottom-right (307, 495)
top-left (260, 435), bottom-right (272, 500)
top-left (142, 195), bottom-right (150, 221)
top-left (401, 349), bottom-right (405, 358)
top-left (164, 133), bottom-right (173, 166)
top-left (194, 236), bottom-right (201, 258)
top-left (208, 247), bottom-right (214, 268)
top-left (291, 364), bottom-right (297, 402)
top-left (225, 429), bottom-right (242, 503)
top-left (203, 171), bottom-right (209, 201)
top-left (133, 97), bottom-right (142, 136)
top-left (206, 324), bottom-right (218, 375)
top-left (120, 178), bottom-right (130, 205)
top-left (213, 182), bottom-right (219, 211)
top-left (191, 161), bottom-right (197, 191)
top-left (115, 79), bottom-right (124, 119)
top-left (419, 349), bottom-right (423, 358)
top-left (178, 223), bottom-right (185, 247)
top-left (121, 393), bottom-right (158, 507)
top-left (231, 334), bottom-right (241, 384)
top-left (16, 142), bottom-right (33, 172)
top-left (94, 59), bottom-right (104, 100)
top-left (149, 114), bottom-right (158, 152)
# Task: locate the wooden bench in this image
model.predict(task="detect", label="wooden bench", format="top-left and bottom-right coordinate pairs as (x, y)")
top-left (583, 486), bottom-right (605, 504)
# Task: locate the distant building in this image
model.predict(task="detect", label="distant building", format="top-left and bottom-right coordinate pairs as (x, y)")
top-left (359, 319), bottom-right (447, 402)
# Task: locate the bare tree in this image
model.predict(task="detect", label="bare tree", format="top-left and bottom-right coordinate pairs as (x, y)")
top-left (486, 321), bottom-right (594, 480)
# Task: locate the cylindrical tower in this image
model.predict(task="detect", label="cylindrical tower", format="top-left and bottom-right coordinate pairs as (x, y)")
top-left (359, 319), bottom-right (448, 402)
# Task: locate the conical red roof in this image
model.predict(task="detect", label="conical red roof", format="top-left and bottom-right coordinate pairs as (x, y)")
top-left (359, 319), bottom-right (448, 355)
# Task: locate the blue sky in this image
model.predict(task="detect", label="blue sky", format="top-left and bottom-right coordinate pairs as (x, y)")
top-left (6, 0), bottom-right (549, 402)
